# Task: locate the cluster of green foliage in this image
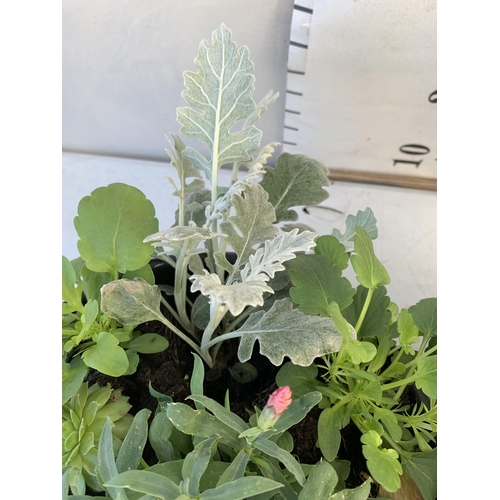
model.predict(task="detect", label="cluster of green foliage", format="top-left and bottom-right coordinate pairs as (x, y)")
top-left (62, 24), bottom-right (437, 499)
top-left (63, 355), bottom-right (375, 500)
top-left (276, 215), bottom-right (437, 498)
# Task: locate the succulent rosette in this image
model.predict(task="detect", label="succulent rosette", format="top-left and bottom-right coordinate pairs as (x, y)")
top-left (62, 382), bottom-right (133, 495)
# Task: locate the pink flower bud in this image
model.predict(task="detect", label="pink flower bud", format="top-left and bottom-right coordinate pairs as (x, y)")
top-left (267, 386), bottom-right (292, 416)
top-left (257, 386), bottom-right (292, 430)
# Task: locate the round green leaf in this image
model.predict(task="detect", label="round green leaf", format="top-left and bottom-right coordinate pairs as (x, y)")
top-left (74, 183), bottom-right (159, 277)
top-left (81, 332), bottom-right (129, 376)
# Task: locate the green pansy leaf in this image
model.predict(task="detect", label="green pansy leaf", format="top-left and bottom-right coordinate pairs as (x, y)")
top-left (397, 309), bottom-right (420, 355)
top-left (403, 448), bottom-right (437, 500)
top-left (361, 430), bottom-right (402, 493)
top-left (318, 406), bottom-right (343, 461)
top-left (260, 152), bottom-right (330, 223)
top-left (343, 286), bottom-right (391, 338)
top-left (275, 362), bottom-right (320, 398)
top-left (351, 226), bottom-right (390, 289)
top-left (81, 332), bottom-right (129, 377)
top-left (122, 263), bottom-right (155, 284)
top-left (62, 357), bottom-right (89, 405)
top-left (331, 207), bottom-right (378, 251)
top-left (101, 278), bottom-right (163, 326)
top-left (74, 183), bottom-right (158, 278)
top-left (414, 356), bottom-right (437, 399)
top-left (63, 256), bottom-right (83, 313)
top-left (125, 333), bottom-right (169, 354)
top-left (236, 298), bottom-right (347, 366)
top-left (314, 235), bottom-right (349, 270)
top-left (288, 254), bottom-right (356, 316)
top-left (408, 298), bottom-right (437, 338)
top-left (177, 24), bottom-right (261, 178)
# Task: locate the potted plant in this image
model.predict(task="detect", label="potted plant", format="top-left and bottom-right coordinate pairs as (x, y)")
top-left (62, 24), bottom-right (437, 499)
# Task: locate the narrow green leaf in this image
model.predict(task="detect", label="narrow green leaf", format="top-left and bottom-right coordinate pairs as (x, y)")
top-left (116, 409), bottom-right (151, 473)
top-left (166, 402), bottom-right (242, 450)
top-left (273, 391), bottom-right (323, 433)
top-left (200, 476), bottom-right (283, 500)
top-left (351, 226), bottom-right (390, 289)
top-left (96, 419), bottom-right (124, 499)
top-left (190, 353), bottom-right (205, 408)
top-left (318, 406), bottom-right (343, 461)
top-left (188, 394), bottom-right (248, 434)
top-left (216, 448), bottom-right (250, 487)
top-left (260, 153), bottom-right (330, 223)
top-left (74, 183), bottom-right (158, 277)
top-left (298, 460), bottom-right (338, 499)
top-left (329, 478), bottom-right (372, 500)
top-left (182, 436), bottom-right (218, 496)
top-left (149, 411), bottom-right (176, 462)
top-left (105, 470), bottom-right (180, 500)
top-left (253, 438), bottom-right (306, 486)
top-left (289, 254), bottom-right (356, 315)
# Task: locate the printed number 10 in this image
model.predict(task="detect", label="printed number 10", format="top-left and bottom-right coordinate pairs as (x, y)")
top-left (393, 144), bottom-right (430, 168)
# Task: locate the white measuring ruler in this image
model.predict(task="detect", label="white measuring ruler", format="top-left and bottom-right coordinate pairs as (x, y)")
top-left (284, 0), bottom-right (437, 190)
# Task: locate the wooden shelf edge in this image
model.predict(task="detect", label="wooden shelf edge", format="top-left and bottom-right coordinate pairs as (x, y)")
top-left (327, 169), bottom-right (437, 191)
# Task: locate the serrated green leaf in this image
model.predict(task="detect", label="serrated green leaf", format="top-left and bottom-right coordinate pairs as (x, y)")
top-left (331, 207), bottom-right (378, 251)
top-left (74, 183), bottom-right (158, 278)
top-left (403, 448), bottom-right (437, 500)
top-left (343, 286), bottom-right (391, 338)
top-left (236, 298), bottom-right (346, 366)
top-left (63, 256), bottom-right (83, 312)
top-left (101, 278), bottom-right (162, 326)
top-left (275, 362), bottom-right (319, 398)
top-left (219, 184), bottom-right (278, 275)
top-left (397, 309), bottom-right (420, 355)
top-left (361, 430), bottom-right (402, 492)
top-left (177, 24), bottom-right (261, 179)
top-left (414, 356), bottom-right (437, 399)
top-left (122, 263), bottom-right (155, 285)
top-left (81, 332), bottom-right (129, 377)
top-left (314, 235), bottom-right (349, 270)
top-left (409, 298), bottom-right (437, 338)
top-left (373, 407), bottom-right (403, 442)
top-left (299, 461), bottom-right (338, 499)
top-left (260, 153), bottom-right (330, 223)
top-left (288, 254), bottom-right (356, 316)
top-left (351, 226), bottom-right (390, 289)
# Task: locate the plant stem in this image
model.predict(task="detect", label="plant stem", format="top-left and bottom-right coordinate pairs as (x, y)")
top-left (355, 287), bottom-right (375, 332)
